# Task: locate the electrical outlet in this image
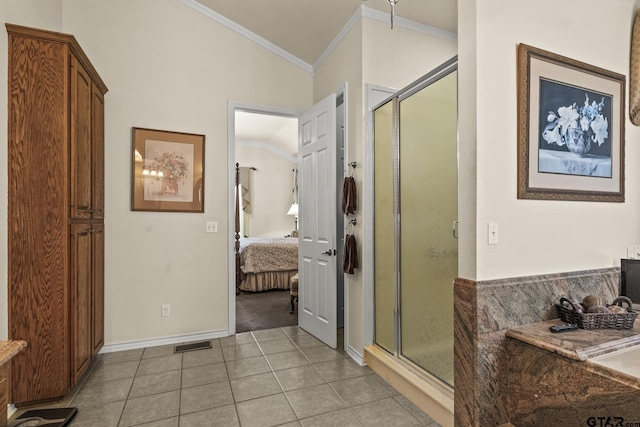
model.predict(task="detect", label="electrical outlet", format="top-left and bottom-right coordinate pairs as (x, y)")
top-left (161, 304), bottom-right (170, 317)
top-left (206, 222), bottom-right (218, 233)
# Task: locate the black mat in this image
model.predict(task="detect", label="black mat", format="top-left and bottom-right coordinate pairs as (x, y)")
top-left (236, 289), bottom-right (298, 333)
top-left (11, 407), bottom-right (77, 427)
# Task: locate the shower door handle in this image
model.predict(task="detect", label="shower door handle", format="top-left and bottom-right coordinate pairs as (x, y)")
top-left (452, 221), bottom-right (459, 238)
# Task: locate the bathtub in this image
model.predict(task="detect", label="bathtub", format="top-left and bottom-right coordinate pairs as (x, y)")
top-left (590, 345), bottom-right (640, 379)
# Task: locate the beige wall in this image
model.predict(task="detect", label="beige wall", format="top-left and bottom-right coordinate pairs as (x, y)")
top-left (0, 0), bottom-right (64, 340)
top-left (56, 0), bottom-right (312, 345)
top-left (235, 145), bottom-right (296, 238)
top-left (461, 0), bottom-right (640, 282)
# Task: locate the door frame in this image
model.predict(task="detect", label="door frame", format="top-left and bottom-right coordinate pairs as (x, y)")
top-left (226, 98), bottom-right (347, 338)
top-left (366, 56), bottom-right (458, 372)
top-left (227, 101), bottom-right (299, 335)
top-left (227, 92), bottom-right (348, 341)
top-left (363, 84), bottom-right (397, 347)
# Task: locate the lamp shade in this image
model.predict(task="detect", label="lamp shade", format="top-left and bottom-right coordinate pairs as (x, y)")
top-left (287, 203), bottom-right (298, 216)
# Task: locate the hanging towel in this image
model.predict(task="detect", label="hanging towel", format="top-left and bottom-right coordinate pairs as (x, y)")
top-left (341, 176), bottom-right (357, 215)
top-left (343, 234), bottom-right (359, 275)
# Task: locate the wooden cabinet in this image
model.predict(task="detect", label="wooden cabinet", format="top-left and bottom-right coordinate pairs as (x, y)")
top-left (70, 224), bottom-right (93, 383)
top-left (92, 84), bottom-right (106, 220)
top-left (70, 223), bottom-right (105, 383)
top-left (6, 24), bottom-right (107, 405)
top-left (92, 224), bottom-right (105, 355)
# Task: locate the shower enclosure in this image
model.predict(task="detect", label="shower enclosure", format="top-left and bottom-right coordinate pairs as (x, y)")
top-left (373, 58), bottom-right (458, 387)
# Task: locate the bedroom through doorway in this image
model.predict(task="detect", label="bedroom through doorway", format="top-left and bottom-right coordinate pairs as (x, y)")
top-left (232, 109), bottom-right (300, 333)
top-left (228, 95), bottom-right (347, 346)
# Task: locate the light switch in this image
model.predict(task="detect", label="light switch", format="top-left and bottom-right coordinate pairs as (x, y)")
top-left (206, 222), bottom-right (218, 233)
top-left (488, 222), bottom-right (499, 245)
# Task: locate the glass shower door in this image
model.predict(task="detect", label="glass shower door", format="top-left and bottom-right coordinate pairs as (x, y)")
top-left (399, 71), bottom-right (457, 386)
top-left (373, 61), bottom-right (457, 389)
top-left (373, 100), bottom-right (396, 354)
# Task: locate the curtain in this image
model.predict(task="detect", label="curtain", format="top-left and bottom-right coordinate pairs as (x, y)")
top-left (238, 166), bottom-right (252, 213)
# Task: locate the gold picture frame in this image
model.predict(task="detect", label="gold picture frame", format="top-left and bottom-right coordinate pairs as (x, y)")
top-left (131, 127), bottom-right (205, 212)
top-left (630, 10), bottom-right (640, 125)
top-left (517, 44), bottom-right (625, 202)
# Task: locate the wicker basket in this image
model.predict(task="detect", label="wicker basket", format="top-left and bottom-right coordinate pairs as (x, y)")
top-left (556, 296), bottom-right (638, 330)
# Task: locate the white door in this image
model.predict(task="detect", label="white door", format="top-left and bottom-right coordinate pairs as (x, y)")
top-left (298, 94), bottom-right (337, 348)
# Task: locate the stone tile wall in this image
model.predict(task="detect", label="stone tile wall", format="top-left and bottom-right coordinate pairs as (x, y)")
top-left (453, 268), bottom-right (620, 426)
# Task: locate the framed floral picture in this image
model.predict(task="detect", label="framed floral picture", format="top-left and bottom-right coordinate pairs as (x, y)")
top-left (131, 127), bottom-right (205, 212)
top-left (517, 44), bottom-right (626, 202)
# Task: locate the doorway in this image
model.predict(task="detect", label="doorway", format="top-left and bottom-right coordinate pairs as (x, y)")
top-left (227, 98), bottom-right (347, 340)
top-left (372, 58), bottom-right (458, 387)
top-left (228, 104), bottom-right (300, 335)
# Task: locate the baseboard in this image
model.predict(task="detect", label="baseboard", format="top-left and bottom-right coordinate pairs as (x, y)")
top-left (364, 345), bottom-right (454, 427)
top-left (346, 345), bottom-right (366, 366)
top-left (100, 329), bottom-right (230, 353)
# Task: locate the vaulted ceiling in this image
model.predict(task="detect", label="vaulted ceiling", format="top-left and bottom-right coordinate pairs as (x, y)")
top-left (194, 0), bottom-right (457, 66)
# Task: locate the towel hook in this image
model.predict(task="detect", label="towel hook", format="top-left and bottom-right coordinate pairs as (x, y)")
top-left (348, 162), bottom-right (357, 177)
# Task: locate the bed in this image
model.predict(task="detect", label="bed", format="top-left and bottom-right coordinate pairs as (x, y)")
top-left (234, 163), bottom-right (298, 293)
top-left (238, 237), bottom-right (298, 292)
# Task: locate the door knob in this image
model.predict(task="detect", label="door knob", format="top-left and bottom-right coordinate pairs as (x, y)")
top-left (321, 249), bottom-right (337, 256)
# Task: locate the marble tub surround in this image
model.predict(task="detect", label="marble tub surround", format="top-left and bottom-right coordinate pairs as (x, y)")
top-left (474, 268), bottom-right (620, 334)
top-left (454, 268), bottom-right (620, 427)
top-left (507, 338), bottom-right (640, 426)
top-left (507, 319), bottom-right (640, 361)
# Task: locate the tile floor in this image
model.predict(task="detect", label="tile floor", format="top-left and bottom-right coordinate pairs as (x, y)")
top-left (12, 326), bottom-right (441, 426)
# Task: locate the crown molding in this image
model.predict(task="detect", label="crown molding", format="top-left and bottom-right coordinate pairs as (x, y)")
top-left (361, 6), bottom-right (457, 42)
top-left (178, 0), bottom-right (313, 74)
top-left (313, 6), bottom-right (457, 71)
top-left (178, 1), bottom-right (457, 76)
top-left (312, 5), bottom-right (365, 72)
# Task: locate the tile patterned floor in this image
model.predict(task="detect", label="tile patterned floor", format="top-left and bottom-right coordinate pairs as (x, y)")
top-left (12, 326), bottom-right (441, 426)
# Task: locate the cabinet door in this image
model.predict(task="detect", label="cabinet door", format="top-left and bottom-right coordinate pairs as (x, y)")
top-left (92, 224), bottom-right (105, 355)
top-left (71, 224), bottom-right (92, 383)
top-left (91, 84), bottom-right (105, 219)
top-left (70, 56), bottom-right (92, 219)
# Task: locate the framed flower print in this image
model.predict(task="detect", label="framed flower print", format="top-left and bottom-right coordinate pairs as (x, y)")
top-left (517, 44), bottom-right (625, 202)
top-left (131, 127), bottom-right (205, 212)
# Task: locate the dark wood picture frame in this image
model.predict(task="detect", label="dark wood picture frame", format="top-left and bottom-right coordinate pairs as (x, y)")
top-left (131, 127), bottom-right (205, 212)
top-left (517, 43), bottom-right (626, 202)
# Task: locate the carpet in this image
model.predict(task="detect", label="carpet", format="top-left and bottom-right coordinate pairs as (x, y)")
top-left (236, 289), bottom-right (298, 333)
